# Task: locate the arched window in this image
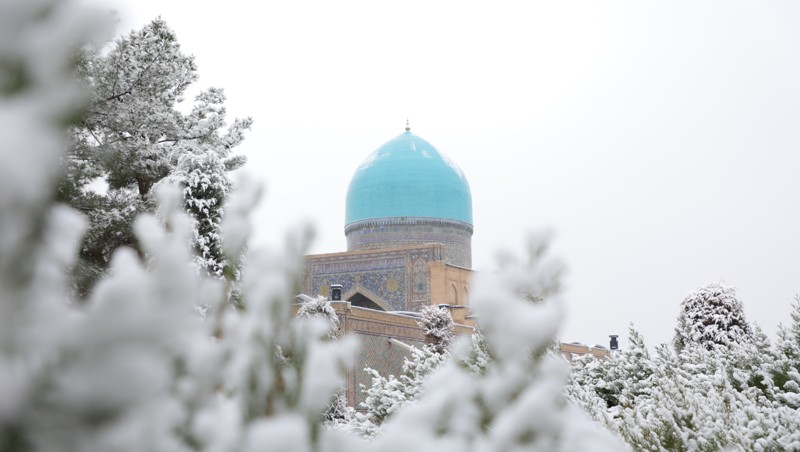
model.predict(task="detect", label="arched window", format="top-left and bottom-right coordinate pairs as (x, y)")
top-left (448, 283), bottom-right (458, 305)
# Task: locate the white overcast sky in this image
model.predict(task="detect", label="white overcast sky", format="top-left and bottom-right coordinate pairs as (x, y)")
top-left (87, 0), bottom-right (800, 349)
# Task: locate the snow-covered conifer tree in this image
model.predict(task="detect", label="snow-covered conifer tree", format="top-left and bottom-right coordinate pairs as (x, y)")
top-left (772, 296), bottom-right (800, 409)
top-left (571, 310), bottom-right (800, 450)
top-left (566, 323), bottom-right (654, 437)
top-left (353, 345), bottom-right (448, 437)
top-left (62, 18), bottom-right (251, 294)
top-left (674, 283), bottom-right (752, 352)
top-left (417, 305), bottom-right (455, 354)
top-left (459, 329), bottom-right (493, 375)
top-left (614, 325), bottom-right (656, 407)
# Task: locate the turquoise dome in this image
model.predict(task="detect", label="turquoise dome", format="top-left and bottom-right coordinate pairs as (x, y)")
top-left (345, 131), bottom-right (472, 226)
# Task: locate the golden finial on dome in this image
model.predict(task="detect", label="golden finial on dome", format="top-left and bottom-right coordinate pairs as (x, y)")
top-left (405, 118), bottom-right (411, 132)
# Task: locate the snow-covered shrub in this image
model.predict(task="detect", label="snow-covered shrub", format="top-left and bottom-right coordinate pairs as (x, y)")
top-left (297, 296), bottom-right (350, 425)
top-left (322, 391), bottom-right (353, 426)
top-left (674, 283), bottom-right (752, 352)
top-left (298, 296), bottom-right (341, 339)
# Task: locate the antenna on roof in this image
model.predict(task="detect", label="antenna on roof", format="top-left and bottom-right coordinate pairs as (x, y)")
top-left (405, 118), bottom-right (410, 132)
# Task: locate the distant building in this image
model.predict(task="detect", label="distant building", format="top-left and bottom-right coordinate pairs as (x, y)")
top-left (302, 125), bottom-right (606, 406)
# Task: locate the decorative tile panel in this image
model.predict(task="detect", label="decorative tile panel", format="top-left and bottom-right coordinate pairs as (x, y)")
top-left (305, 245), bottom-right (444, 311)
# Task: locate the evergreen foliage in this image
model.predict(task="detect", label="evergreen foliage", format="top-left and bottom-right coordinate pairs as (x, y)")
top-left (61, 18), bottom-right (252, 295)
top-left (417, 305), bottom-right (455, 354)
top-left (352, 345), bottom-right (448, 437)
top-left (773, 296), bottom-right (800, 410)
top-left (674, 283), bottom-right (752, 352)
top-left (297, 296), bottom-right (341, 340)
top-left (568, 289), bottom-right (800, 451)
top-left (459, 329), bottom-right (493, 376)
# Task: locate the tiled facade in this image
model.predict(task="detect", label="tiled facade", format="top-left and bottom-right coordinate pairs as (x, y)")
top-left (345, 217), bottom-right (473, 269)
top-left (304, 244), bottom-right (446, 311)
top-left (303, 212), bottom-right (479, 408)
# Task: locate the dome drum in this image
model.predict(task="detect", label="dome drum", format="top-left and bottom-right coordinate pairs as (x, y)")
top-left (346, 217), bottom-right (472, 268)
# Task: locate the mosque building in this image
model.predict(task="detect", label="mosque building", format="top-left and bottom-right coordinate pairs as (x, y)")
top-left (301, 124), bottom-right (606, 406)
top-left (304, 124), bottom-right (473, 311)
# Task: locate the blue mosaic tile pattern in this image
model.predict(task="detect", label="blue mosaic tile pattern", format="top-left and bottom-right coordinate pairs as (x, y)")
top-left (304, 245), bottom-right (444, 311)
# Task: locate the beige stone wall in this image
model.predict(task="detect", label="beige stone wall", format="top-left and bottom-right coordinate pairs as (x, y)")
top-left (328, 302), bottom-right (473, 407)
top-left (429, 262), bottom-right (472, 307)
top-left (560, 342), bottom-right (611, 360)
top-left (294, 301), bottom-right (606, 407)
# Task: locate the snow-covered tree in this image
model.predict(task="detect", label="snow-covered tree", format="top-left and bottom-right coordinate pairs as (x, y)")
top-left (674, 283), bottom-right (752, 352)
top-left (354, 369), bottom-right (409, 436)
top-left (459, 329), bottom-right (493, 376)
top-left (353, 344), bottom-right (448, 437)
top-left (62, 18), bottom-right (251, 294)
top-left (176, 140), bottom-right (233, 278)
top-left (568, 290), bottom-right (800, 451)
top-left (417, 305), bottom-right (454, 354)
top-left (566, 324), bottom-right (654, 440)
top-left (172, 87), bottom-right (249, 278)
top-left (725, 323), bottom-right (777, 400)
top-left (772, 296), bottom-right (800, 409)
top-left (565, 355), bottom-right (619, 435)
top-left (612, 325), bottom-right (655, 407)
top-left (614, 341), bottom-right (800, 451)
